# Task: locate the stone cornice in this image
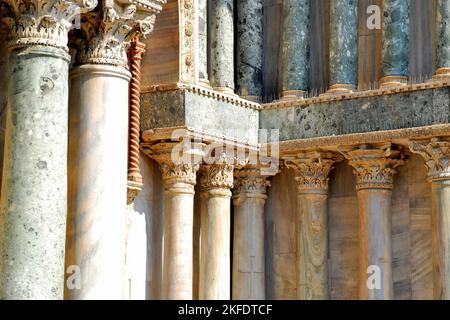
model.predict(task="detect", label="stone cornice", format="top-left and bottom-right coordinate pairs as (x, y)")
top-left (284, 151), bottom-right (343, 194)
top-left (410, 137), bottom-right (450, 182)
top-left (341, 144), bottom-right (407, 190)
top-left (71, 0), bottom-right (165, 67)
top-left (262, 81), bottom-right (450, 110)
top-left (1, 0), bottom-right (98, 51)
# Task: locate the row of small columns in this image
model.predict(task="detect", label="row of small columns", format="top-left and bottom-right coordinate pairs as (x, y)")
top-left (145, 137), bottom-right (450, 300)
top-left (199, 0), bottom-right (450, 101)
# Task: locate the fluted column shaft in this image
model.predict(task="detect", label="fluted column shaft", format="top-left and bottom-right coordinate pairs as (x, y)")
top-left (410, 138), bottom-right (450, 299)
top-left (435, 0), bottom-right (450, 78)
top-left (236, 0), bottom-right (263, 101)
top-left (281, 0), bottom-right (310, 99)
top-left (232, 168), bottom-right (270, 300)
top-left (0, 0), bottom-right (96, 300)
top-left (199, 163), bottom-right (234, 300)
top-left (344, 146), bottom-right (405, 300)
top-left (286, 152), bottom-right (342, 300)
top-left (210, 0), bottom-right (235, 94)
top-left (380, 0), bottom-right (410, 88)
top-left (328, 0), bottom-right (358, 94)
top-left (65, 4), bottom-right (161, 299)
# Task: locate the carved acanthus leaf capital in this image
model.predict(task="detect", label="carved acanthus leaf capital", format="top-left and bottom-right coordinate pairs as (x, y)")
top-left (1, 0), bottom-right (98, 50)
top-left (342, 144), bottom-right (407, 190)
top-left (71, 0), bottom-right (165, 67)
top-left (233, 167), bottom-right (271, 196)
top-left (285, 151), bottom-right (343, 194)
top-left (410, 138), bottom-right (450, 182)
top-left (159, 161), bottom-right (199, 186)
top-left (199, 163), bottom-right (234, 190)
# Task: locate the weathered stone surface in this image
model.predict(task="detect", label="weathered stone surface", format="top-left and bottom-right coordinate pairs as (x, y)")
top-left (198, 0), bottom-right (208, 82)
top-left (141, 90), bottom-right (260, 145)
top-left (236, 0), bottom-right (263, 99)
top-left (0, 47), bottom-right (69, 299)
top-left (210, 0), bottom-right (235, 92)
top-left (436, 0), bottom-right (450, 70)
top-left (260, 88), bottom-right (450, 141)
top-left (329, 0), bottom-right (358, 86)
top-left (382, 0), bottom-right (410, 77)
top-left (281, 0), bottom-right (310, 93)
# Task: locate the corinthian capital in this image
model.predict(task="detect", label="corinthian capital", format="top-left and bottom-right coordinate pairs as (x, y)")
top-left (285, 151), bottom-right (343, 194)
top-left (233, 167), bottom-right (271, 196)
top-left (410, 138), bottom-right (450, 182)
top-left (0, 0), bottom-right (97, 50)
top-left (199, 163), bottom-right (234, 190)
top-left (72, 0), bottom-right (165, 67)
top-left (342, 144), bottom-right (407, 190)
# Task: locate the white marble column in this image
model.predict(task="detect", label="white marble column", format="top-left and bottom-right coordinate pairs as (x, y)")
top-left (410, 138), bottom-right (450, 299)
top-left (199, 163), bottom-right (234, 300)
top-left (65, 3), bottom-right (161, 299)
top-left (232, 168), bottom-right (271, 300)
top-left (149, 142), bottom-right (201, 300)
top-left (286, 151), bottom-right (342, 300)
top-left (0, 0), bottom-right (96, 300)
top-left (344, 145), bottom-right (406, 300)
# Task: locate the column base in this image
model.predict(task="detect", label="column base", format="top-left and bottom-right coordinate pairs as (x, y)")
top-left (432, 68), bottom-right (450, 81)
top-left (322, 84), bottom-right (356, 96)
top-left (213, 86), bottom-right (238, 97)
top-left (199, 78), bottom-right (213, 89)
top-left (281, 90), bottom-right (307, 101)
top-left (379, 76), bottom-right (408, 89)
top-left (240, 95), bottom-right (261, 103)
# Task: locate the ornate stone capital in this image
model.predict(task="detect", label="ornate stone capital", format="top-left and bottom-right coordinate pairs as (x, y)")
top-left (285, 151), bottom-right (343, 195)
top-left (1, 0), bottom-right (97, 51)
top-left (410, 138), bottom-right (450, 182)
top-left (199, 163), bottom-right (234, 190)
top-left (342, 144), bottom-right (407, 190)
top-left (71, 0), bottom-right (165, 67)
top-left (233, 167), bottom-right (271, 197)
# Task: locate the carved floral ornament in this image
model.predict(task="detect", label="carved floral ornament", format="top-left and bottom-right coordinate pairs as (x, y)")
top-left (410, 138), bottom-right (450, 182)
top-left (341, 144), bottom-right (407, 190)
top-left (70, 0), bottom-right (165, 67)
top-left (284, 151), bottom-right (343, 194)
top-left (0, 0), bottom-right (98, 50)
top-left (233, 167), bottom-right (271, 196)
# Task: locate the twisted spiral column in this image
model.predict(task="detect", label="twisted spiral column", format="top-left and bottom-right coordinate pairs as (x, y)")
top-left (127, 38), bottom-right (146, 202)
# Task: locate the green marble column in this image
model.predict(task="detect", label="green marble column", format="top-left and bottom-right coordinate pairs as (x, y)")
top-left (236, 0), bottom-right (263, 101)
top-left (328, 0), bottom-right (358, 94)
top-left (381, 0), bottom-right (410, 88)
top-left (210, 0), bottom-right (235, 95)
top-left (198, 0), bottom-right (209, 86)
top-left (281, 0), bottom-right (310, 100)
top-left (435, 0), bottom-right (450, 78)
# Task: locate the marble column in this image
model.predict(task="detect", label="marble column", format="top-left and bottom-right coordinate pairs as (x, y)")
top-left (435, 0), bottom-right (450, 79)
top-left (410, 138), bottom-right (450, 299)
top-left (286, 151), bottom-right (342, 300)
top-left (151, 144), bottom-right (199, 300)
top-left (199, 163), bottom-right (234, 300)
top-left (344, 145), bottom-right (406, 300)
top-left (380, 0), bottom-right (410, 88)
top-left (0, 0), bottom-right (96, 300)
top-left (281, 0), bottom-right (310, 100)
top-left (65, 4), bottom-right (160, 299)
top-left (327, 0), bottom-right (358, 94)
top-left (236, 0), bottom-right (263, 101)
top-left (198, 0), bottom-right (209, 86)
top-left (210, 0), bottom-right (235, 95)
top-left (232, 168), bottom-right (270, 300)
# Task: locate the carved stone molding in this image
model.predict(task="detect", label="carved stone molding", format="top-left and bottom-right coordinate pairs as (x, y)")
top-left (0, 0), bottom-right (98, 51)
top-left (410, 138), bottom-right (450, 182)
top-left (199, 163), bottom-right (234, 190)
top-left (341, 144), bottom-right (407, 190)
top-left (284, 151), bottom-right (343, 194)
top-left (71, 0), bottom-right (165, 67)
top-left (233, 167), bottom-right (271, 197)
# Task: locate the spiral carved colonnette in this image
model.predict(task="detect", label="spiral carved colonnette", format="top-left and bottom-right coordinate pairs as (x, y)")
top-left (127, 37), bottom-right (146, 184)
